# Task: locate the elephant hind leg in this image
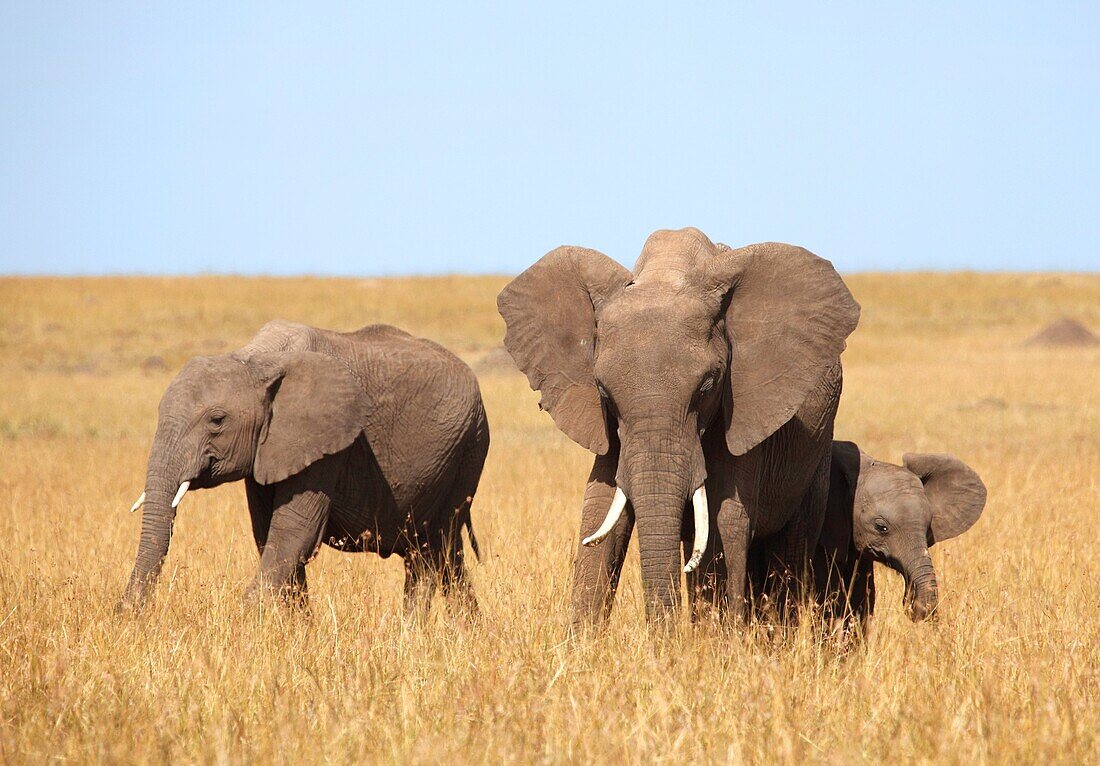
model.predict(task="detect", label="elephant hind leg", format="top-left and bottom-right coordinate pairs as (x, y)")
top-left (401, 534), bottom-right (477, 620)
top-left (402, 550), bottom-right (441, 618)
top-left (744, 540), bottom-right (773, 621)
top-left (440, 527), bottom-right (479, 619)
top-left (756, 524), bottom-right (819, 625)
top-left (434, 436), bottom-right (487, 618)
top-left (768, 451), bottom-right (832, 623)
top-left (402, 487), bottom-right (482, 620)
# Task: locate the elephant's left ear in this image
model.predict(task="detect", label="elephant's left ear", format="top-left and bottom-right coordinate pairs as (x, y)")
top-left (903, 453), bottom-right (987, 544)
top-left (247, 351), bottom-right (370, 485)
top-left (703, 242), bottom-right (861, 456)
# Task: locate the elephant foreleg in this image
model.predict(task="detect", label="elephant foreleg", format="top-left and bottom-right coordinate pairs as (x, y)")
top-left (715, 500), bottom-right (750, 622)
top-left (818, 552), bottom-right (875, 650)
top-left (701, 428), bottom-right (750, 623)
top-left (682, 493), bottom-right (727, 624)
top-left (848, 555), bottom-right (875, 638)
top-left (570, 450), bottom-right (634, 633)
top-left (245, 478), bottom-right (274, 557)
top-left (288, 562), bottom-right (308, 609)
top-left (246, 472), bottom-right (330, 609)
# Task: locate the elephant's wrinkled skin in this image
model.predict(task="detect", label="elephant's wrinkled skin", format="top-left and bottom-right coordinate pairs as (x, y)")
top-left (498, 228), bottom-right (860, 626)
top-left (119, 320), bottom-right (489, 614)
top-left (814, 441), bottom-right (987, 629)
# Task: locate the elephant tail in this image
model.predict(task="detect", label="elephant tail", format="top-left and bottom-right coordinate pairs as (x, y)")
top-left (460, 398), bottom-right (488, 565)
top-left (465, 517), bottom-right (482, 563)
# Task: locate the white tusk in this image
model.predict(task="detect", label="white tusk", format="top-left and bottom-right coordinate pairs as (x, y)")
top-left (581, 487), bottom-right (628, 547)
top-left (683, 485), bottom-right (709, 573)
top-left (129, 491), bottom-right (146, 513)
top-left (171, 481), bottom-right (190, 509)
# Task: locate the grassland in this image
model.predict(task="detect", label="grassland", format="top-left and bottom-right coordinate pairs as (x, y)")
top-left (0, 273), bottom-right (1097, 764)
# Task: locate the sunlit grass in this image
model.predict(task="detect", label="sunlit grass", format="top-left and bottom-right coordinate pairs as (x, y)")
top-left (0, 274), bottom-right (1097, 763)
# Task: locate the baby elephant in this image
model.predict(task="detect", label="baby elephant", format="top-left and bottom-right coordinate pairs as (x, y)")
top-left (119, 320), bottom-right (489, 614)
top-left (814, 441), bottom-right (986, 628)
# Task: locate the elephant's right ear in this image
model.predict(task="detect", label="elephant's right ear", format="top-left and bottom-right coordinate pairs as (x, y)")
top-left (247, 351), bottom-right (371, 485)
top-left (498, 246), bottom-right (632, 454)
top-left (903, 452), bottom-right (987, 545)
top-left (820, 440), bottom-right (863, 556)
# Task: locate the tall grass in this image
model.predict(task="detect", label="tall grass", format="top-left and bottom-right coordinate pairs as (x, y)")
top-left (0, 274), bottom-right (1097, 763)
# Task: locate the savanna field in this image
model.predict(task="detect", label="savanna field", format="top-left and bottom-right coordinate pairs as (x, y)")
top-left (0, 274), bottom-right (1097, 764)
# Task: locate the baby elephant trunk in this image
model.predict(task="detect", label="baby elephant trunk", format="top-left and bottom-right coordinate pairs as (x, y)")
top-left (902, 550), bottom-right (940, 621)
top-left (118, 428), bottom-right (192, 611)
top-left (119, 480), bottom-right (178, 610)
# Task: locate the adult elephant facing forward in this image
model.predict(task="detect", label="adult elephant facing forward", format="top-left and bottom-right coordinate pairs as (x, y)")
top-left (498, 228), bottom-right (860, 627)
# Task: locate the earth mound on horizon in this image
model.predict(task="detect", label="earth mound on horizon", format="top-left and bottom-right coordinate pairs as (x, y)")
top-left (1025, 317), bottom-right (1100, 347)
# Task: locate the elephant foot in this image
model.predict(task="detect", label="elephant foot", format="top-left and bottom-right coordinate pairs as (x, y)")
top-left (567, 618), bottom-right (604, 643)
top-left (114, 593), bottom-right (146, 616)
top-left (243, 578), bottom-right (311, 614)
top-left (443, 586), bottom-right (481, 623)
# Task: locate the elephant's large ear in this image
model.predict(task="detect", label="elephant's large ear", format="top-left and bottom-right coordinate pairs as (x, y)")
top-left (903, 453), bottom-right (987, 544)
top-left (497, 246), bottom-right (632, 454)
top-left (247, 351), bottom-right (370, 485)
top-left (703, 243), bottom-right (861, 456)
top-left (819, 441), bottom-right (863, 556)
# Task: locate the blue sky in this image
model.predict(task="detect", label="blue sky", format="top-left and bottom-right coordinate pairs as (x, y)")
top-left (1, 3), bottom-right (1097, 275)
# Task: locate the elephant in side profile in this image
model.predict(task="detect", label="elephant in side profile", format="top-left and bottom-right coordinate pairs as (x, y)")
top-left (119, 320), bottom-right (489, 613)
top-left (813, 441), bottom-right (987, 629)
top-left (498, 228), bottom-right (860, 626)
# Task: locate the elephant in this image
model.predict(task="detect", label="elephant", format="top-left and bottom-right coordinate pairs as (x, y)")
top-left (498, 228), bottom-right (860, 626)
top-left (119, 320), bottom-right (489, 614)
top-left (812, 441), bottom-right (987, 630)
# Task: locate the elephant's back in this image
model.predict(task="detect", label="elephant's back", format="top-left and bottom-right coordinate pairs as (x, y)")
top-left (242, 320), bottom-right (476, 384)
top-left (317, 324), bottom-right (486, 505)
top-left (328, 323), bottom-right (483, 408)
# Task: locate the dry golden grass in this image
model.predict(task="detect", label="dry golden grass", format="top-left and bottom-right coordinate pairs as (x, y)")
top-left (0, 273), bottom-right (1097, 764)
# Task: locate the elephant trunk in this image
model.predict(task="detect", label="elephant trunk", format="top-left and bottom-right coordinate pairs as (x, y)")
top-left (118, 424), bottom-right (190, 611)
top-left (622, 450), bottom-right (697, 623)
top-left (902, 550), bottom-right (939, 622)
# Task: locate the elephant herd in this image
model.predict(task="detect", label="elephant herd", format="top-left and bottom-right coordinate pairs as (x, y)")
top-left (119, 227), bottom-right (986, 637)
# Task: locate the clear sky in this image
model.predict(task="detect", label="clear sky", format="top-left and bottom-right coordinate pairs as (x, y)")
top-left (1, 3), bottom-right (1097, 275)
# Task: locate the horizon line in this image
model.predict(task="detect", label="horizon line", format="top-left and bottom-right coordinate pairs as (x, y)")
top-left (3, 267), bottom-right (1100, 279)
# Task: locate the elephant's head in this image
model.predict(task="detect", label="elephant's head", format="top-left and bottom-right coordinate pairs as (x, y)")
top-left (498, 228), bottom-right (860, 620)
top-left (119, 350), bottom-right (369, 609)
top-left (829, 442), bottom-right (987, 621)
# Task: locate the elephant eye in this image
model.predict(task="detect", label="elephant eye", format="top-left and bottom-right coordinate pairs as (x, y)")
top-left (873, 520), bottom-right (889, 535)
top-left (209, 413), bottom-right (227, 427)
